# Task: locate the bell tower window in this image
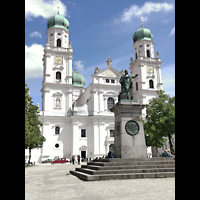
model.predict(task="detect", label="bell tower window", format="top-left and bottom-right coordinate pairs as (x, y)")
top-left (149, 80), bottom-right (154, 88)
top-left (56, 71), bottom-right (61, 81)
top-left (57, 39), bottom-right (61, 47)
top-left (146, 50), bottom-right (150, 57)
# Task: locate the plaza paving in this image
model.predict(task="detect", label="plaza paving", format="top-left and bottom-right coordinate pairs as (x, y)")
top-left (25, 163), bottom-right (175, 200)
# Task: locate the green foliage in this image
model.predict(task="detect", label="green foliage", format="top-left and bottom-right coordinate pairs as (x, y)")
top-left (144, 90), bottom-right (175, 151)
top-left (25, 84), bottom-right (45, 162)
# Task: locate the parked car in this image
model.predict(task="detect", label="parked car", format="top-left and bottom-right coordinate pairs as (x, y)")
top-left (66, 157), bottom-right (70, 162)
top-left (42, 159), bottom-right (52, 163)
top-left (92, 156), bottom-right (102, 161)
top-left (52, 158), bottom-right (70, 164)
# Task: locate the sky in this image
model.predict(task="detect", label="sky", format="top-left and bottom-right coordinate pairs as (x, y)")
top-left (25, 0), bottom-right (175, 110)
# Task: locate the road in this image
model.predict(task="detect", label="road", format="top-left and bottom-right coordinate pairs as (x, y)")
top-left (25, 163), bottom-right (175, 200)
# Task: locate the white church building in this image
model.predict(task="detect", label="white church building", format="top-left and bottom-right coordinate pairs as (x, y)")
top-left (25, 13), bottom-right (163, 163)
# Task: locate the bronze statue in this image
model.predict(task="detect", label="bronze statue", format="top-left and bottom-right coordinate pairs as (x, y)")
top-left (118, 69), bottom-right (138, 101)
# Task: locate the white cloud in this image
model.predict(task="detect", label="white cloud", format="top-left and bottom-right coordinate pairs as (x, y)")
top-left (75, 60), bottom-right (85, 71)
top-left (116, 2), bottom-right (174, 23)
top-left (25, 0), bottom-right (67, 20)
top-left (25, 43), bottom-right (44, 79)
top-left (170, 26), bottom-right (175, 36)
top-left (29, 31), bottom-right (42, 38)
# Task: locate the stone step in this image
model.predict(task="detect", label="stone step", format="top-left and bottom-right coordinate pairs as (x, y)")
top-left (95, 157), bottom-right (174, 163)
top-left (87, 160), bottom-right (175, 167)
top-left (70, 157), bottom-right (175, 181)
top-left (82, 163), bottom-right (175, 171)
top-left (70, 170), bottom-right (175, 181)
top-left (76, 167), bottom-right (175, 175)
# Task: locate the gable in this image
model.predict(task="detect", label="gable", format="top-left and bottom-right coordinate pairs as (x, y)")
top-left (97, 69), bottom-right (119, 77)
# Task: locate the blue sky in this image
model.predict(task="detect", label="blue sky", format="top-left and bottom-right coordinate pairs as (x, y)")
top-left (25, 0), bottom-right (175, 110)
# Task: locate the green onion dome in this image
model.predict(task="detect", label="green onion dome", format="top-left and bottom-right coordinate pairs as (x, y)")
top-left (72, 69), bottom-right (85, 88)
top-left (133, 25), bottom-right (153, 43)
top-left (47, 12), bottom-right (69, 31)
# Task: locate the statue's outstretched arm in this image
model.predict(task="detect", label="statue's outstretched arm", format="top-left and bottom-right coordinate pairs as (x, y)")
top-left (131, 74), bottom-right (139, 78)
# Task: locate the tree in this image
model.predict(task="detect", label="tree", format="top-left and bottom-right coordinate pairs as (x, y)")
top-left (25, 84), bottom-right (45, 163)
top-left (144, 90), bottom-right (175, 153)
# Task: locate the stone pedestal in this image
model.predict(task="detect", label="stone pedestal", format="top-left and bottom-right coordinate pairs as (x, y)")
top-left (110, 101), bottom-right (147, 158)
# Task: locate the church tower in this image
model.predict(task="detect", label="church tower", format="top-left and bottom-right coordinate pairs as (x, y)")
top-left (41, 10), bottom-right (75, 116)
top-left (129, 18), bottom-right (163, 119)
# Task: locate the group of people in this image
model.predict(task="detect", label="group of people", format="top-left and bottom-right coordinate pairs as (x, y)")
top-left (71, 151), bottom-right (114, 164)
top-left (71, 155), bottom-right (82, 165)
top-left (162, 149), bottom-right (175, 158)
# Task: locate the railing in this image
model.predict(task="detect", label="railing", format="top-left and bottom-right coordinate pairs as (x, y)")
top-left (45, 46), bottom-right (73, 53)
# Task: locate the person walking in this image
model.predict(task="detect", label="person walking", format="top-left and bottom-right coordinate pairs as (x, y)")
top-left (77, 155), bottom-right (80, 165)
top-left (72, 155), bottom-right (75, 165)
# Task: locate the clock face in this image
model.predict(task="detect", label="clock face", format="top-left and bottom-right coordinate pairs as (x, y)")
top-left (55, 56), bottom-right (63, 64)
top-left (147, 66), bottom-right (154, 73)
top-left (125, 120), bottom-right (139, 136)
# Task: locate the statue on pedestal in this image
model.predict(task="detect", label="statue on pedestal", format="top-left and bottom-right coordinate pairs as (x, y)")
top-left (118, 69), bottom-right (138, 101)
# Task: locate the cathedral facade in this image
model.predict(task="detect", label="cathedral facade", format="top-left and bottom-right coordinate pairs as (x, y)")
top-left (25, 13), bottom-right (163, 163)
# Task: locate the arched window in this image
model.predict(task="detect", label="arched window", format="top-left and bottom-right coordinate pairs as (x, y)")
top-left (55, 126), bottom-right (60, 134)
top-left (136, 82), bottom-right (138, 91)
top-left (56, 71), bottom-right (61, 81)
top-left (107, 97), bottom-right (115, 110)
top-left (146, 50), bottom-right (150, 57)
top-left (57, 39), bottom-right (61, 47)
top-left (135, 53), bottom-right (137, 59)
top-left (149, 80), bottom-right (154, 88)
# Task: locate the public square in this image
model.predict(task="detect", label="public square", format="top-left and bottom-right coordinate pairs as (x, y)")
top-left (25, 163), bottom-right (175, 200)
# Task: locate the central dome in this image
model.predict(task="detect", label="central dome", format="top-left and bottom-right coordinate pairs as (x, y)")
top-left (47, 13), bottom-right (69, 31)
top-left (72, 70), bottom-right (85, 88)
top-left (133, 26), bottom-right (153, 43)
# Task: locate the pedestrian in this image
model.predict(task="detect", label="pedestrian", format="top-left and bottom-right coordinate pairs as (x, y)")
top-left (108, 151), bottom-right (114, 158)
top-left (167, 150), bottom-right (173, 157)
top-left (163, 150), bottom-right (167, 157)
top-left (72, 155), bottom-right (75, 164)
top-left (77, 155), bottom-right (80, 165)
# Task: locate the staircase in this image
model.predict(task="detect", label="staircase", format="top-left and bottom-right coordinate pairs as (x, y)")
top-left (70, 157), bottom-right (175, 181)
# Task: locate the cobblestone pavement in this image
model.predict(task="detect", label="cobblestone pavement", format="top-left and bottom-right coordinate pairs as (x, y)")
top-left (25, 163), bottom-right (175, 200)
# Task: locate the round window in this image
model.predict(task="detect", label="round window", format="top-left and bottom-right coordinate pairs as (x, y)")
top-left (55, 144), bottom-right (59, 148)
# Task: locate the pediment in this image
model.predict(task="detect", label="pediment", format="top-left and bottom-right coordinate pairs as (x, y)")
top-left (98, 69), bottom-right (118, 77)
top-left (52, 92), bottom-right (63, 96)
top-left (93, 65), bottom-right (122, 78)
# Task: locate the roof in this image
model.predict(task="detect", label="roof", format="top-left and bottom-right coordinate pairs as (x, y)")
top-left (72, 69), bottom-right (85, 88)
top-left (132, 26), bottom-right (153, 43)
top-left (47, 13), bottom-right (69, 31)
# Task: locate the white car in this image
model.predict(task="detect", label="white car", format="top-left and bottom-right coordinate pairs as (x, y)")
top-left (92, 156), bottom-right (103, 161)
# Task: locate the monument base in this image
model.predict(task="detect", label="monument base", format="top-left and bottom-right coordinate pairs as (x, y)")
top-left (110, 100), bottom-right (147, 158)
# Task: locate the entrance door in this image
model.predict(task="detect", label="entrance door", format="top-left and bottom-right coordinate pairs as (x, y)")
top-left (81, 151), bottom-right (86, 159)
